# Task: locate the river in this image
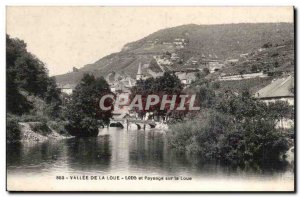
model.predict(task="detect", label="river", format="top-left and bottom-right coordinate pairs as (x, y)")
top-left (7, 127), bottom-right (294, 191)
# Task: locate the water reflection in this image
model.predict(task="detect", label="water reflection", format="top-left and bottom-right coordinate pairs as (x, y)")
top-left (7, 140), bottom-right (65, 173)
top-left (65, 136), bottom-right (111, 173)
top-left (7, 128), bottom-right (293, 179)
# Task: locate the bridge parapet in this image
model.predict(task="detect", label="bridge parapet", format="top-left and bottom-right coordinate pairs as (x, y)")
top-left (110, 118), bottom-right (157, 130)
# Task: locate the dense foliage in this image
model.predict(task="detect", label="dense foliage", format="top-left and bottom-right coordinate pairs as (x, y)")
top-left (6, 114), bottom-right (21, 142)
top-left (168, 71), bottom-right (293, 165)
top-left (130, 72), bottom-right (184, 119)
top-left (64, 74), bottom-right (114, 137)
top-left (6, 35), bottom-right (61, 117)
top-left (168, 93), bottom-right (290, 164)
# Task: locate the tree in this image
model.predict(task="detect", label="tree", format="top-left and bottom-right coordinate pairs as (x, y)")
top-left (7, 35), bottom-right (33, 114)
top-left (7, 65), bottom-right (33, 114)
top-left (130, 72), bottom-right (183, 120)
top-left (239, 69), bottom-right (246, 76)
top-left (65, 74), bottom-right (114, 137)
top-left (203, 68), bottom-right (210, 76)
top-left (262, 42), bottom-right (272, 48)
top-left (6, 34), bottom-right (61, 116)
top-left (43, 77), bottom-right (62, 118)
top-left (189, 72), bottom-right (219, 108)
top-left (169, 89), bottom-right (289, 166)
top-left (251, 64), bottom-right (259, 73)
top-left (14, 52), bottom-right (49, 96)
top-left (267, 101), bottom-right (293, 127)
top-left (215, 91), bottom-right (289, 162)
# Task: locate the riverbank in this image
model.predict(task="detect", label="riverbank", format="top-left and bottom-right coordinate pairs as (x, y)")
top-left (18, 122), bottom-right (71, 142)
top-left (7, 113), bottom-right (72, 143)
top-left (166, 109), bottom-right (294, 165)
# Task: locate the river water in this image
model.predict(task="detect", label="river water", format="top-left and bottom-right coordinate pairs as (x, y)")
top-left (7, 128), bottom-right (294, 191)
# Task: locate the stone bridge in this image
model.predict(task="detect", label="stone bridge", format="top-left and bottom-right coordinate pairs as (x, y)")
top-left (109, 118), bottom-right (156, 130)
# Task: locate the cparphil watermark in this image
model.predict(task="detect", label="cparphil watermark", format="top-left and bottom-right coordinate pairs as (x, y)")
top-left (99, 94), bottom-right (200, 111)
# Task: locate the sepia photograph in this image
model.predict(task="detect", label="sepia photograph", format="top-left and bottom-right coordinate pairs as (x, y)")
top-left (6, 6), bottom-right (295, 192)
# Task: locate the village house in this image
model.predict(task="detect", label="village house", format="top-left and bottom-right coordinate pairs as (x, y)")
top-left (174, 69), bottom-right (197, 87)
top-left (110, 77), bottom-right (135, 93)
top-left (57, 84), bottom-right (75, 95)
top-left (147, 69), bottom-right (164, 78)
top-left (208, 61), bottom-right (224, 73)
top-left (254, 75), bottom-right (294, 129)
top-left (154, 56), bottom-right (172, 66)
top-left (173, 38), bottom-right (186, 49)
top-left (219, 72), bottom-right (268, 81)
top-left (240, 53), bottom-right (249, 58)
top-left (105, 71), bottom-right (136, 93)
top-left (254, 75), bottom-right (294, 105)
top-left (198, 59), bottom-right (224, 73)
top-left (191, 60), bottom-right (198, 65)
top-left (162, 42), bottom-right (172, 45)
top-left (170, 53), bottom-right (180, 61)
top-left (225, 58), bottom-right (239, 64)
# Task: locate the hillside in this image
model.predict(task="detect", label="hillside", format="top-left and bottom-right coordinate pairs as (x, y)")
top-left (55, 23), bottom-right (294, 86)
top-left (221, 39), bottom-right (294, 76)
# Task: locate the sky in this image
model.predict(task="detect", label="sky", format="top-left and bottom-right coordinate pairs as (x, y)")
top-left (6, 6), bottom-right (293, 76)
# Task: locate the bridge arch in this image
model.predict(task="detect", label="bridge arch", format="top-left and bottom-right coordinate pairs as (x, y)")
top-left (109, 121), bottom-right (124, 129)
top-left (135, 124), bottom-right (141, 130)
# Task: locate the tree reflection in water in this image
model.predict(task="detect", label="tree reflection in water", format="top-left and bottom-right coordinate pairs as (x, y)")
top-left (7, 128), bottom-right (293, 178)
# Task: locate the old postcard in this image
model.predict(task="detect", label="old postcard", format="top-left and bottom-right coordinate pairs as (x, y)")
top-left (6, 6), bottom-right (295, 192)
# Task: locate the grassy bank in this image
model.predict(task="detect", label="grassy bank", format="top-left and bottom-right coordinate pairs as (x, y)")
top-left (7, 113), bottom-right (70, 143)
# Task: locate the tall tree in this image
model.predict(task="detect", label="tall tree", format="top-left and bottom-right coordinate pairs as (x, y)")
top-left (6, 34), bottom-right (61, 116)
top-left (131, 72), bottom-right (183, 119)
top-left (65, 74), bottom-right (114, 137)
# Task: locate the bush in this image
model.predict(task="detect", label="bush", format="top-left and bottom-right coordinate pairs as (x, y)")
top-left (18, 113), bottom-right (49, 123)
top-left (167, 109), bottom-right (213, 154)
top-left (168, 119), bottom-right (199, 152)
top-left (30, 122), bottom-right (51, 136)
top-left (7, 115), bottom-right (21, 142)
top-left (65, 117), bottom-right (99, 137)
top-left (47, 121), bottom-right (69, 136)
top-left (167, 92), bottom-right (290, 165)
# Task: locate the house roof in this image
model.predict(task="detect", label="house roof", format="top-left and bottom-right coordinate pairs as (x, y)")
top-left (58, 84), bottom-right (76, 89)
top-left (254, 76), bottom-right (294, 99)
top-left (175, 72), bottom-right (196, 81)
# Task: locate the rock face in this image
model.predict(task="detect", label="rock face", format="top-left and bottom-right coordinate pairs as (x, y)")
top-left (19, 122), bottom-right (68, 142)
top-left (55, 23), bottom-right (294, 86)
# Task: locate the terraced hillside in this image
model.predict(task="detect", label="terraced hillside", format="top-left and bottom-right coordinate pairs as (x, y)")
top-left (55, 23), bottom-right (294, 86)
